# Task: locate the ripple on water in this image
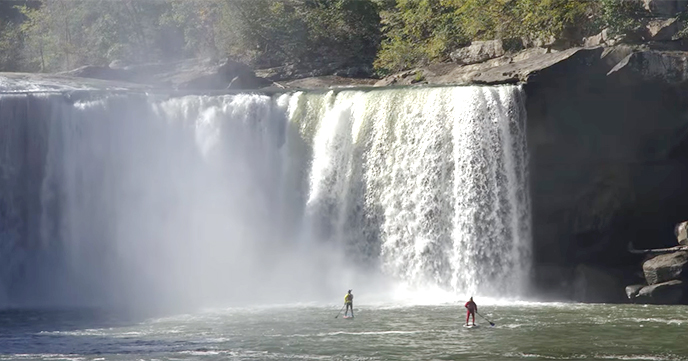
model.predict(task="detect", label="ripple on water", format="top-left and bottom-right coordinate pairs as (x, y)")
top-left (3, 303), bottom-right (688, 360)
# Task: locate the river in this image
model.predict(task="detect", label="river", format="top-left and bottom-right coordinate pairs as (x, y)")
top-left (2, 302), bottom-right (686, 361)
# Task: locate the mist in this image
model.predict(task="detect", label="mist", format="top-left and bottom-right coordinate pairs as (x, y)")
top-left (0, 85), bottom-right (530, 313)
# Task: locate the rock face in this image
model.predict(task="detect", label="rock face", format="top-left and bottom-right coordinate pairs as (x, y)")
top-left (572, 264), bottom-right (627, 303)
top-left (643, 252), bottom-right (688, 284)
top-left (519, 43), bottom-right (688, 303)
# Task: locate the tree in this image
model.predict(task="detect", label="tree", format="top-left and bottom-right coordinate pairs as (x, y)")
top-left (374, 0), bottom-right (598, 73)
top-left (18, 0), bottom-right (176, 72)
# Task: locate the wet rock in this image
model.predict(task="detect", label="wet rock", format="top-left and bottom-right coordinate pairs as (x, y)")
top-left (642, 251), bottom-right (688, 285)
top-left (636, 279), bottom-right (685, 304)
top-left (625, 284), bottom-right (645, 300)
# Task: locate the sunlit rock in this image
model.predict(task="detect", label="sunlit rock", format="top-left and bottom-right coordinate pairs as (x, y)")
top-left (642, 251), bottom-right (688, 285)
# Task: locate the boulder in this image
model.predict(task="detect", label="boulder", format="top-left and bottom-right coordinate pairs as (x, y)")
top-left (450, 40), bottom-right (519, 65)
top-left (625, 284), bottom-right (645, 300)
top-left (676, 221), bottom-right (688, 245)
top-left (645, 17), bottom-right (680, 41)
top-left (642, 251), bottom-right (688, 284)
top-left (643, 0), bottom-right (688, 17)
top-left (636, 280), bottom-right (685, 304)
top-left (583, 29), bottom-right (609, 47)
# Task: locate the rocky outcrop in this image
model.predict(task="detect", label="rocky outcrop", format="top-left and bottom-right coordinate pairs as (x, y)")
top-left (636, 280), bottom-right (685, 304)
top-left (642, 251), bottom-right (688, 284)
top-left (0, 72), bottom-right (150, 92)
top-left (375, 47), bottom-right (608, 86)
top-left (626, 284), bottom-right (645, 300)
top-left (645, 17), bottom-right (681, 41)
top-left (624, 219), bottom-right (688, 304)
top-left (608, 50), bottom-right (688, 85)
top-left (255, 62), bottom-right (373, 83)
top-left (449, 39), bottom-right (524, 65)
top-left (59, 58), bottom-right (271, 90)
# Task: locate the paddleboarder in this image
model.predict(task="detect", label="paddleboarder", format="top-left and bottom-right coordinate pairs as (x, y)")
top-left (465, 297), bottom-right (477, 326)
top-left (344, 290), bottom-right (354, 318)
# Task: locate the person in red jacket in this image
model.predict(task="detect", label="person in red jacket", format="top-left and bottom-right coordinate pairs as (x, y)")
top-left (465, 297), bottom-right (477, 326)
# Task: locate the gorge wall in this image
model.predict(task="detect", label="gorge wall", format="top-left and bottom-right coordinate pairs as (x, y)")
top-left (523, 47), bottom-right (688, 302)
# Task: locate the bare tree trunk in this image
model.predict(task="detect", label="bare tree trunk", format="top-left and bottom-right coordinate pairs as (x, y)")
top-left (627, 242), bottom-right (688, 255)
top-left (39, 41), bottom-right (45, 72)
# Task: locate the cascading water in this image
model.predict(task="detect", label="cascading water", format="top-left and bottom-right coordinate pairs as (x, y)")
top-left (297, 86), bottom-right (530, 297)
top-left (0, 85), bottom-right (530, 310)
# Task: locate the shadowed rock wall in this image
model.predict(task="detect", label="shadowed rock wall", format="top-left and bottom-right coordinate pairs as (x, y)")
top-left (524, 47), bottom-right (688, 301)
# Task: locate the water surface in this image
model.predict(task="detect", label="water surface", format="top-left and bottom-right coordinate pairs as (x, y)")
top-left (1, 303), bottom-right (687, 360)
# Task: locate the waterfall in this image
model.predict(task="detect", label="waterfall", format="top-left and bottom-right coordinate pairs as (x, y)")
top-left (0, 85), bottom-right (530, 309)
top-left (296, 86), bottom-right (530, 296)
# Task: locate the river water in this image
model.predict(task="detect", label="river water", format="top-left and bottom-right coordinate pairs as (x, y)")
top-left (2, 302), bottom-right (687, 361)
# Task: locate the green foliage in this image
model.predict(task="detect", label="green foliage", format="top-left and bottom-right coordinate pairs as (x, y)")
top-left (375, 0), bottom-right (465, 73)
top-left (7, 0), bottom-right (381, 73)
top-left (0, 0), bottom-right (680, 76)
top-left (595, 0), bottom-right (649, 37)
top-left (374, 0), bottom-right (598, 73)
top-left (18, 0), bottom-right (175, 72)
top-left (219, 0), bottom-right (381, 68)
top-left (0, 20), bottom-right (23, 71)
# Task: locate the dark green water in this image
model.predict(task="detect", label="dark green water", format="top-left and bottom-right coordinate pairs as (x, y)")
top-left (1, 302), bottom-right (687, 360)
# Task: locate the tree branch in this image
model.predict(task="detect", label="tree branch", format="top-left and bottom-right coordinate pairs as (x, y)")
top-left (627, 242), bottom-right (688, 255)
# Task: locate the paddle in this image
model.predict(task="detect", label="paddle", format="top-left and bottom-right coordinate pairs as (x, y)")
top-left (476, 311), bottom-right (495, 326)
top-left (334, 305), bottom-right (345, 318)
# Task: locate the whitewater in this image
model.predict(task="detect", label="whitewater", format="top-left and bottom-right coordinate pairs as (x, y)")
top-left (0, 85), bottom-right (529, 310)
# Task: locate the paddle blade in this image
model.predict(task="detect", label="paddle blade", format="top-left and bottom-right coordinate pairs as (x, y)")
top-left (489, 322), bottom-right (495, 326)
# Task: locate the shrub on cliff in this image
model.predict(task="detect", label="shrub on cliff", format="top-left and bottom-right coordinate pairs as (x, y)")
top-left (374, 0), bottom-right (595, 73)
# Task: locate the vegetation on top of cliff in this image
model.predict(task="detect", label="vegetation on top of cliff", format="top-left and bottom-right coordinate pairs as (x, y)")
top-left (4, 0), bottom-right (380, 73)
top-left (0, 0), bottom-right (685, 76)
top-left (374, 0), bottom-right (659, 73)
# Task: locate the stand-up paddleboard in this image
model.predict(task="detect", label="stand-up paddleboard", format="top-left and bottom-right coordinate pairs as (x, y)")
top-left (463, 324), bottom-right (479, 329)
top-left (343, 315), bottom-right (354, 319)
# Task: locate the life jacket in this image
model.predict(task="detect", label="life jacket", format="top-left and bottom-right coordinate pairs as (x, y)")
top-left (345, 293), bottom-right (353, 303)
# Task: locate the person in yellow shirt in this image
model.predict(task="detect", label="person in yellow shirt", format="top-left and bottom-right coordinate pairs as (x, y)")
top-left (344, 290), bottom-right (354, 318)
